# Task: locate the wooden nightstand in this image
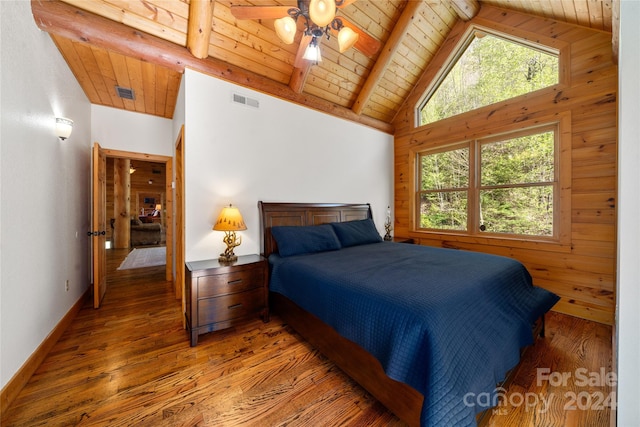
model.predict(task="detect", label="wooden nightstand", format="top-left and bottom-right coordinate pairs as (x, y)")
top-left (184, 255), bottom-right (269, 346)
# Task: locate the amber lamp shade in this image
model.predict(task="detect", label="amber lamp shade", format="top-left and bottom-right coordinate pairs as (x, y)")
top-left (309, 0), bottom-right (336, 27)
top-left (213, 205), bottom-right (247, 263)
top-left (337, 26), bottom-right (359, 53)
top-left (274, 16), bottom-right (296, 44)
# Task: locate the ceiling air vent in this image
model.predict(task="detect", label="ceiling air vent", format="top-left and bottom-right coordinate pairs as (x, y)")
top-left (232, 92), bottom-right (259, 109)
top-left (115, 86), bottom-right (135, 100)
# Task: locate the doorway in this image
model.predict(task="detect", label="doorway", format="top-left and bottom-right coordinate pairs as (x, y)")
top-left (107, 158), bottom-right (167, 250)
top-left (94, 147), bottom-right (175, 306)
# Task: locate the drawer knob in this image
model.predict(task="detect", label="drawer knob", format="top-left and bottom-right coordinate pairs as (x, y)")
top-left (228, 279), bottom-right (243, 285)
top-left (228, 303), bottom-right (243, 310)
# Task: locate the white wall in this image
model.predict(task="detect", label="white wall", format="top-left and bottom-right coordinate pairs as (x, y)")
top-left (0, 1), bottom-right (92, 389)
top-left (91, 105), bottom-right (174, 156)
top-left (616, 1), bottom-right (640, 425)
top-left (183, 69), bottom-right (394, 262)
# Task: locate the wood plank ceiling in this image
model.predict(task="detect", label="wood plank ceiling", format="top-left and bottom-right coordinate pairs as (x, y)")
top-left (32, 0), bottom-right (614, 131)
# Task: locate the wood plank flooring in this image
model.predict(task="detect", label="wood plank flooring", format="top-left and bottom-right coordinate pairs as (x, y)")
top-left (1, 248), bottom-right (614, 426)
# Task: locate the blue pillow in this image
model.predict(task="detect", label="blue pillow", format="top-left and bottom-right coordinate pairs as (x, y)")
top-left (331, 219), bottom-right (382, 247)
top-left (271, 224), bottom-right (342, 257)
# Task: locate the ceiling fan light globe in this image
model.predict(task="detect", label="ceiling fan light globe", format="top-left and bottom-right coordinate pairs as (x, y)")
top-left (309, 0), bottom-right (336, 27)
top-left (337, 27), bottom-right (358, 53)
top-left (274, 16), bottom-right (296, 44)
top-left (303, 42), bottom-right (322, 62)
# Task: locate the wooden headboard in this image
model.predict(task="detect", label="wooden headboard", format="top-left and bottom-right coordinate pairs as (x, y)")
top-left (258, 202), bottom-right (373, 258)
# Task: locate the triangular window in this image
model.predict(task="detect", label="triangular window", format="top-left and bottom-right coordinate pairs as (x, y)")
top-left (418, 30), bottom-right (559, 126)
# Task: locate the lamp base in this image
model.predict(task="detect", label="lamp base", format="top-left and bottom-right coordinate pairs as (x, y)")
top-left (384, 221), bottom-right (392, 241)
top-left (218, 254), bottom-right (238, 264)
top-left (218, 231), bottom-right (242, 264)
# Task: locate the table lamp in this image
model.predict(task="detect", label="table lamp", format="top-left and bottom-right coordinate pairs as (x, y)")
top-left (213, 204), bottom-right (247, 263)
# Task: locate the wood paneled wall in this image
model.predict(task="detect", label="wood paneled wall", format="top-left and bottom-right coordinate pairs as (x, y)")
top-left (392, 6), bottom-right (617, 324)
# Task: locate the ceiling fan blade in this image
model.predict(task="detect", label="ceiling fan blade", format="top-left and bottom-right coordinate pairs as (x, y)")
top-left (230, 6), bottom-right (293, 20)
top-left (337, 0), bottom-right (358, 8)
top-left (294, 34), bottom-right (314, 68)
top-left (339, 18), bottom-right (381, 57)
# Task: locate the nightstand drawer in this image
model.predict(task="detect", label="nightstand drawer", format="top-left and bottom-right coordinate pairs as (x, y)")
top-left (197, 267), bottom-right (263, 298)
top-left (198, 288), bottom-right (265, 325)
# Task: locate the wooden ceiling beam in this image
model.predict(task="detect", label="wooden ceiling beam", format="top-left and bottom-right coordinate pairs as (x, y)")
top-left (290, 34), bottom-right (313, 93)
top-left (449, 0), bottom-right (480, 21)
top-left (289, 65), bottom-right (312, 94)
top-left (186, 0), bottom-right (214, 59)
top-left (31, 0), bottom-right (393, 134)
top-left (351, 0), bottom-right (423, 116)
top-left (293, 34), bottom-right (313, 69)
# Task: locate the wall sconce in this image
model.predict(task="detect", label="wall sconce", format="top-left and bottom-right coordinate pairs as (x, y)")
top-left (55, 117), bottom-right (73, 140)
top-left (213, 204), bottom-right (247, 263)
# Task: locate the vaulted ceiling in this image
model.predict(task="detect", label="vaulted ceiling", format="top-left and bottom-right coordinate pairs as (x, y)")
top-left (31, 0), bottom-right (615, 134)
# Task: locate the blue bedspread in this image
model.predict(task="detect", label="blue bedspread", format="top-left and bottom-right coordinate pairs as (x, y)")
top-left (269, 242), bottom-right (559, 427)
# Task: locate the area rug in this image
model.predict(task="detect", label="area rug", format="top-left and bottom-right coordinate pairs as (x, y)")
top-left (117, 247), bottom-right (166, 270)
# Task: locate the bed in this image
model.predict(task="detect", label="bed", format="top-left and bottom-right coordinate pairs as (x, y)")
top-left (258, 202), bottom-right (559, 427)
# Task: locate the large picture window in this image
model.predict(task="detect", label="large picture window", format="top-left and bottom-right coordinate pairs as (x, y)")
top-left (417, 124), bottom-right (559, 240)
top-left (418, 30), bottom-right (559, 126)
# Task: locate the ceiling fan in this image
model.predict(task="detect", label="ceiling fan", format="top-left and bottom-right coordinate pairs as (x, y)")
top-left (230, 0), bottom-right (381, 67)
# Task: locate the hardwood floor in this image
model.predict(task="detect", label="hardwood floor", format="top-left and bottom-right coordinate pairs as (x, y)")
top-left (2, 249), bottom-right (613, 426)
